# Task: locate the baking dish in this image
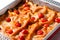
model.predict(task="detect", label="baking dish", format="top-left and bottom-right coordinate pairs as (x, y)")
top-left (0, 0), bottom-right (60, 40)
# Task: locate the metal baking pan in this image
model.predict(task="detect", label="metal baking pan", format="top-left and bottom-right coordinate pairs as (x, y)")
top-left (0, 0), bottom-right (60, 40)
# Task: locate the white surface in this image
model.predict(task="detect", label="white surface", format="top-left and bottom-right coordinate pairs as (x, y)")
top-left (54, 0), bottom-right (60, 3)
top-left (0, 0), bottom-right (21, 15)
top-left (0, 0), bottom-right (15, 10)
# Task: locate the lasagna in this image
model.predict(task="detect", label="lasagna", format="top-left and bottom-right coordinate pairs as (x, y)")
top-left (0, 1), bottom-right (60, 40)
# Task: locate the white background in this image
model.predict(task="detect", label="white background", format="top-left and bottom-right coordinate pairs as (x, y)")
top-left (54, 0), bottom-right (60, 3)
top-left (0, 0), bottom-right (15, 10)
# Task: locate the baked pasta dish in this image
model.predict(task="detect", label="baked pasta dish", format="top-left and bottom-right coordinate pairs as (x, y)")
top-left (0, 1), bottom-right (60, 40)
